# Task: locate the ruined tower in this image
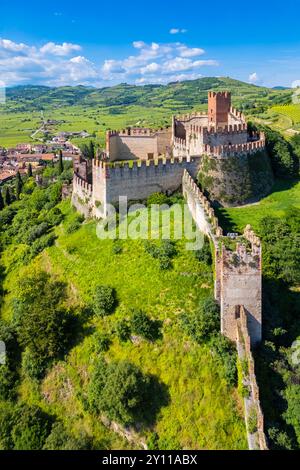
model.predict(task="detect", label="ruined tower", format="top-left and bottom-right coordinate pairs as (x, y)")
top-left (208, 91), bottom-right (231, 128)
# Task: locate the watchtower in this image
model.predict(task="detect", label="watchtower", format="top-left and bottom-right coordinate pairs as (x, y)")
top-left (208, 91), bottom-right (231, 128)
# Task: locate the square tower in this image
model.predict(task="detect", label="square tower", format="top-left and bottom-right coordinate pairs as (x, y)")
top-left (208, 91), bottom-right (231, 128)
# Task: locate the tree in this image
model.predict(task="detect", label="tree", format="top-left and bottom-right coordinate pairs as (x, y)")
top-left (27, 163), bottom-right (33, 178)
top-left (3, 186), bottom-right (11, 206)
top-left (92, 285), bottom-right (116, 317)
top-left (80, 141), bottom-right (95, 160)
top-left (11, 404), bottom-right (52, 450)
top-left (0, 188), bottom-right (4, 210)
top-left (58, 150), bottom-right (64, 174)
top-left (88, 359), bottom-right (151, 426)
top-left (13, 271), bottom-right (71, 369)
top-left (15, 171), bottom-right (23, 200)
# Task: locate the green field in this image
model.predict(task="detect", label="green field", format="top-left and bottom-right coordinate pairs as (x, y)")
top-left (0, 200), bottom-right (247, 450)
top-left (216, 179), bottom-right (300, 233)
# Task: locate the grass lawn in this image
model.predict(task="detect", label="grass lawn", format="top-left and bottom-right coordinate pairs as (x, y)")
top-left (0, 201), bottom-right (247, 450)
top-left (216, 179), bottom-right (300, 234)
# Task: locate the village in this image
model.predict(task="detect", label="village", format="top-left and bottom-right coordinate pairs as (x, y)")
top-left (0, 132), bottom-right (81, 184)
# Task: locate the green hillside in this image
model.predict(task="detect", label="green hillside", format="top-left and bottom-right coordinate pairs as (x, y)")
top-left (0, 77), bottom-right (292, 148)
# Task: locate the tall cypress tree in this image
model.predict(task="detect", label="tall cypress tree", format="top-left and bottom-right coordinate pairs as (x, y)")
top-left (16, 171), bottom-right (23, 200)
top-left (0, 188), bottom-right (4, 210)
top-left (88, 141), bottom-right (95, 160)
top-left (28, 163), bottom-right (33, 177)
top-left (4, 186), bottom-right (11, 206)
top-left (58, 150), bottom-right (64, 174)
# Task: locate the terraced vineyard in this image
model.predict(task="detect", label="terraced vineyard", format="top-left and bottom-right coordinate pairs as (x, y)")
top-left (271, 103), bottom-right (300, 129)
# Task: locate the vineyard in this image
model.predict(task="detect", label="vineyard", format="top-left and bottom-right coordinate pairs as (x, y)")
top-left (271, 103), bottom-right (300, 126)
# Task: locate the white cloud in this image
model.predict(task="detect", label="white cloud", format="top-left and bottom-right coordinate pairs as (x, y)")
top-left (0, 37), bottom-right (218, 87)
top-left (292, 80), bottom-right (300, 88)
top-left (133, 41), bottom-right (146, 49)
top-left (170, 28), bottom-right (187, 34)
top-left (248, 72), bottom-right (259, 83)
top-left (0, 39), bottom-right (31, 53)
top-left (40, 42), bottom-right (81, 56)
top-left (178, 46), bottom-right (205, 57)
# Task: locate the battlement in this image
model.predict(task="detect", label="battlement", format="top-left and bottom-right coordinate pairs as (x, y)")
top-left (203, 136), bottom-right (265, 157)
top-left (230, 106), bottom-right (245, 122)
top-left (73, 174), bottom-right (93, 193)
top-left (107, 126), bottom-right (170, 138)
top-left (93, 155), bottom-right (197, 176)
top-left (208, 91), bottom-right (231, 99)
top-left (188, 122), bottom-right (247, 135)
top-left (182, 169), bottom-right (223, 239)
top-left (174, 111), bottom-right (208, 123)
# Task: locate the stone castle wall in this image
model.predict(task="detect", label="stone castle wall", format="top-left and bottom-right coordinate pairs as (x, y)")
top-left (216, 235), bottom-right (262, 345)
top-left (237, 306), bottom-right (268, 450)
top-left (182, 169), bottom-right (262, 345)
top-left (71, 175), bottom-right (93, 218)
top-left (93, 157), bottom-right (200, 210)
top-left (107, 128), bottom-right (172, 161)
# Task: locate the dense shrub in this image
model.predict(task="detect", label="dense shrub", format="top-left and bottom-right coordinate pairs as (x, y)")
top-left (88, 359), bottom-right (151, 426)
top-left (115, 319), bottom-right (131, 342)
top-left (29, 232), bottom-right (57, 258)
top-left (194, 236), bottom-right (212, 265)
top-left (130, 310), bottom-right (162, 341)
top-left (43, 422), bottom-right (92, 450)
top-left (181, 297), bottom-right (220, 343)
top-left (147, 192), bottom-right (169, 206)
top-left (259, 215), bottom-right (300, 284)
top-left (0, 403), bottom-right (52, 450)
top-left (93, 333), bottom-right (111, 353)
top-left (92, 286), bottom-right (116, 317)
top-left (0, 321), bottom-right (20, 399)
top-left (210, 334), bottom-right (237, 386)
top-left (144, 240), bottom-right (177, 270)
top-left (21, 348), bottom-right (49, 381)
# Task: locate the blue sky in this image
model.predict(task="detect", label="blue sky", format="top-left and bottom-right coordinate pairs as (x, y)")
top-left (0, 0), bottom-right (300, 88)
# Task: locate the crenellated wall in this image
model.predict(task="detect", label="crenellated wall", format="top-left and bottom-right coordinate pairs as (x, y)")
top-left (93, 156), bottom-right (200, 210)
top-left (216, 232), bottom-right (262, 345)
top-left (182, 170), bottom-right (262, 346)
top-left (71, 175), bottom-right (93, 217)
top-left (237, 306), bottom-right (268, 450)
top-left (182, 170), bottom-right (266, 449)
top-left (106, 127), bottom-right (172, 161)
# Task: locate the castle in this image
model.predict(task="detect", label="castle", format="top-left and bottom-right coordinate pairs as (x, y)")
top-left (72, 91), bottom-right (273, 218)
top-left (72, 91), bottom-right (269, 449)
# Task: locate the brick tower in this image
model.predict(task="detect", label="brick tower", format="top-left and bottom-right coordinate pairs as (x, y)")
top-left (208, 91), bottom-right (231, 128)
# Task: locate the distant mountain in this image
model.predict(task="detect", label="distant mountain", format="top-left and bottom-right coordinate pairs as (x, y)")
top-left (4, 77), bottom-right (292, 112)
top-left (272, 86), bottom-right (290, 90)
